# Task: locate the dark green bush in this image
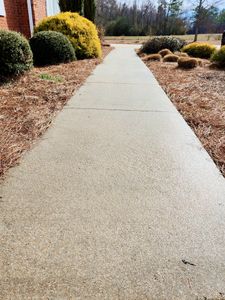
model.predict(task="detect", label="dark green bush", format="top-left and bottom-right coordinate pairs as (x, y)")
top-left (140, 37), bottom-right (186, 54)
top-left (30, 31), bottom-right (76, 66)
top-left (0, 30), bottom-right (33, 77)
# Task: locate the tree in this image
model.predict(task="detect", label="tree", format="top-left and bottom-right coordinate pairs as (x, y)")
top-left (166, 0), bottom-right (184, 34)
top-left (84, 0), bottom-right (96, 22)
top-left (217, 9), bottom-right (225, 32)
top-left (106, 17), bottom-right (130, 35)
top-left (59, 0), bottom-right (83, 15)
top-left (95, 0), bottom-right (222, 37)
top-left (155, 0), bottom-right (184, 35)
top-left (192, 0), bottom-right (223, 41)
top-left (59, 0), bottom-right (96, 23)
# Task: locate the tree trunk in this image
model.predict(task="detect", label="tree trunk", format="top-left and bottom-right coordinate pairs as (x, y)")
top-left (194, 24), bottom-right (198, 42)
top-left (222, 31), bottom-right (225, 47)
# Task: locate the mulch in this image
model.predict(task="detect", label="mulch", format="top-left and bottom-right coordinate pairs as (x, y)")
top-left (0, 47), bottom-right (112, 179)
top-left (143, 59), bottom-right (225, 177)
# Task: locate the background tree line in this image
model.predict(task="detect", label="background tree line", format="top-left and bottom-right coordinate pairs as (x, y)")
top-left (95, 0), bottom-right (225, 36)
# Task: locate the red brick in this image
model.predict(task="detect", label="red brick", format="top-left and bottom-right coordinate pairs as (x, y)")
top-left (0, 0), bottom-right (47, 37)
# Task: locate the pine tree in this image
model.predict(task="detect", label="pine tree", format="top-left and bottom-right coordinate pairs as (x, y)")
top-left (58, 0), bottom-right (83, 15)
top-left (84, 0), bottom-right (96, 22)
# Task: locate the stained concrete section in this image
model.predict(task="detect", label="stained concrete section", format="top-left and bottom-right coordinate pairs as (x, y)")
top-left (1, 44), bottom-right (225, 299)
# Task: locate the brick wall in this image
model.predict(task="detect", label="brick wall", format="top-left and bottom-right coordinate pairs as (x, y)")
top-left (32, 0), bottom-right (46, 26)
top-left (0, 0), bottom-right (47, 37)
top-left (0, 0), bottom-right (20, 32)
top-left (17, 0), bottom-right (31, 37)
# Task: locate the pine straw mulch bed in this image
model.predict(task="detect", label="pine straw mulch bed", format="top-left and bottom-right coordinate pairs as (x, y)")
top-left (0, 47), bottom-right (112, 179)
top-left (142, 58), bottom-right (225, 177)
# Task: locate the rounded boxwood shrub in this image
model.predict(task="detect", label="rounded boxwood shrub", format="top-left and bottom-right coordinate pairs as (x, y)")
top-left (30, 31), bottom-right (76, 66)
top-left (158, 48), bottom-right (172, 57)
top-left (143, 54), bottom-right (161, 61)
top-left (0, 30), bottom-right (33, 77)
top-left (182, 42), bottom-right (216, 59)
top-left (140, 37), bottom-right (186, 54)
top-left (35, 12), bottom-right (102, 59)
top-left (174, 51), bottom-right (189, 57)
top-left (178, 57), bottom-right (198, 69)
top-left (211, 46), bottom-right (225, 66)
top-left (163, 54), bottom-right (179, 62)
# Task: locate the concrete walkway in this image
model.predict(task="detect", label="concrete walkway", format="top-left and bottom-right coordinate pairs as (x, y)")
top-left (1, 45), bottom-right (225, 299)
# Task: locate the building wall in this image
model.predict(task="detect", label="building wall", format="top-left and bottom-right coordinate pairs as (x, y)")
top-left (17, 0), bottom-right (31, 37)
top-left (32, 0), bottom-right (46, 26)
top-left (0, 0), bottom-right (21, 32)
top-left (0, 0), bottom-right (47, 37)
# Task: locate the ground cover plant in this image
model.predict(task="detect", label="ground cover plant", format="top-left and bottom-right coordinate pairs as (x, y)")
top-left (177, 57), bottom-right (199, 69)
top-left (158, 49), bottom-right (172, 57)
top-left (35, 12), bottom-right (102, 59)
top-left (143, 54), bottom-right (161, 61)
top-left (174, 52), bottom-right (189, 57)
top-left (0, 47), bottom-right (112, 178)
top-left (163, 54), bottom-right (179, 62)
top-left (141, 56), bottom-right (225, 177)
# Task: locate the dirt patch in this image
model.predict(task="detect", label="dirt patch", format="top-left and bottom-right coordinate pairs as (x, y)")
top-left (143, 59), bottom-right (225, 177)
top-left (0, 47), bottom-right (112, 179)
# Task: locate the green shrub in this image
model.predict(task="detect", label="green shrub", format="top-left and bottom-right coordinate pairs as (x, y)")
top-left (143, 54), bottom-right (161, 61)
top-left (178, 57), bottom-right (198, 69)
top-left (0, 30), bottom-right (33, 77)
top-left (211, 46), bottom-right (225, 66)
top-left (35, 12), bottom-right (102, 59)
top-left (163, 54), bottom-right (179, 62)
top-left (158, 48), bottom-right (172, 57)
top-left (182, 42), bottom-right (216, 59)
top-left (30, 31), bottom-right (76, 66)
top-left (140, 37), bottom-right (186, 54)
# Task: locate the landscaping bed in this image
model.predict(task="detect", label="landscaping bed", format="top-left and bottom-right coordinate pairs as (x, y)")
top-left (143, 59), bottom-right (225, 177)
top-left (0, 46), bottom-right (112, 179)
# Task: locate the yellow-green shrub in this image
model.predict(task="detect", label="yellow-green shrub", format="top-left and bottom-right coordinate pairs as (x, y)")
top-left (211, 46), bottom-right (225, 66)
top-left (181, 42), bottom-right (216, 59)
top-left (35, 12), bottom-right (102, 59)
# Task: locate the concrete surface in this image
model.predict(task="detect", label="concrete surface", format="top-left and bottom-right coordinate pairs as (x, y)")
top-left (1, 44), bottom-right (225, 299)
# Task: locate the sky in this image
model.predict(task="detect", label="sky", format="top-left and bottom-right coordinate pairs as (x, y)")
top-left (122, 0), bottom-right (225, 10)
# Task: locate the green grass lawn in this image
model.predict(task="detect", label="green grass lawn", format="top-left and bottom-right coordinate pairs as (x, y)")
top-left (105, 34), bottom-right (222, 45)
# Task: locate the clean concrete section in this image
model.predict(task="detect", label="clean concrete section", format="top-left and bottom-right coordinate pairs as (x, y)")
top-left (1, 45), bottom-right (225, 299)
